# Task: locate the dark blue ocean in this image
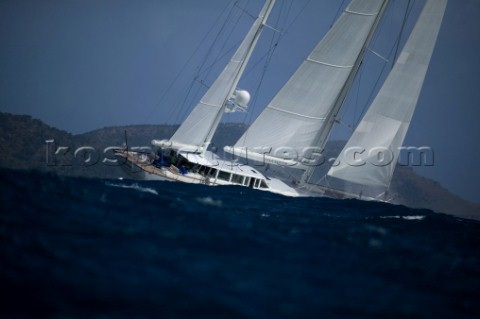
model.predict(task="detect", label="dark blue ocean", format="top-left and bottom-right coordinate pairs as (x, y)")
top-left (1, 168), bottom-right (479, 318)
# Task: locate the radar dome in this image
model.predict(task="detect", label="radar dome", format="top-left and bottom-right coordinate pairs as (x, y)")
top-left (234, 89), bottom-right (250, 107)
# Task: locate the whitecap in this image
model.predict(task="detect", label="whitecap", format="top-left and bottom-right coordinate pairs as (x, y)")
top-left (380, 215), bottom-right (426, 221)
top-left (105, 182), bottom-right (158, 195)
top-left (196, 196), bottom-right (222, 207)
top-left (402, 215), bottom-right (426, 221)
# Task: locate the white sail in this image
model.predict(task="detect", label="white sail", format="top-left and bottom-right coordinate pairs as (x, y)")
top-left (166, 0), bottom-right (275, 152)
top-left (327, 0), bottom-right (448, 190)
top-left (227, 0), bottom-right (388, 166)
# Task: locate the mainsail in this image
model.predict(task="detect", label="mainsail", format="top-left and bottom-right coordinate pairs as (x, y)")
top-left (226, 0), bottom-right (388, 167)
top-left (326, 0), bottom-right (448, 193)
top-left (155, 0), bottom-right (275, 152)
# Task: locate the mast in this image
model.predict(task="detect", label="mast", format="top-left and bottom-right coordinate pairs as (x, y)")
top-left (301, 0), bottom-right (389, 184)
top-left (326, 0), bottom-right (448, 195)
top-left (155, 0), bottom-right (275, 154)
top-left (226, 0), bottom-right (389, 174)
top-left (202, 0), bottom-right (276, 151)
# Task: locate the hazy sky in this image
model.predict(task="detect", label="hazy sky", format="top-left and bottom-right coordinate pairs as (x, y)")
top-left (1, 0), bottom-right (479, 204)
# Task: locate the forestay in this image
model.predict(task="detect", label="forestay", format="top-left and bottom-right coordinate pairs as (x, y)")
top-left (228, 0), bottom-right (387, 165)
top-left (327, 0), bottom-right (448, 189)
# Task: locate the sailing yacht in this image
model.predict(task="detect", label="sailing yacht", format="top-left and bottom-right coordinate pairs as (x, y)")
top-left (115, 0), bottom-right (447, 199)
top-left (116, 0), bottom-right (298, 196)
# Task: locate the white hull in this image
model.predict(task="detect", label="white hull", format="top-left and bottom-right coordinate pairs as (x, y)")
top-left (115, 150), bottom-right (299, 197)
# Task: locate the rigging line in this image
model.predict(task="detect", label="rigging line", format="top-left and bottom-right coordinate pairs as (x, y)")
top-left (189, 3), bottom-right (240, 86)
top-left (242, 0), bottom-right (291, 79)
top-left (353, 66), bottom-right (363, 126)
top-left (392, 0), bottom-right (413, 69)
top-left (237, 0), bottom-right (315, 147)
top-left (211, 2), bottom-right (247, 73)
top-left (235, 0), bottom-right (307, 104)
top-left (176, 7), bottom-right (246, 127)
top-left (364, 5), bottom-right (385, 56)
top-left (348, 0), bottom-right (394, 126)
top-left (234, 0), bottom-right (256, 20)
top-left (147, 0), bottom-right (234, 125)
top-left (203, 0), bottom-right (274, 146)
top-left (253, 0), bottom-right (285, 93)
top-left (185, 0), bottom-right (248, 111)
top-left (338, 54), bottom-right (371, 130)
top-left (280, 0), bottom-right (293, 32)
top-left (243, 48), bottom-right (269, 77)
top-left (195, 0), bottom-right (274, 113)
top-left (242, 0), bottom-right (286, 79)
top-left (361, 0), bottom-right (397, 63)
top-left (361, 1), bottom-right (416, 119)
top-left (197, 1), bottom-right (239, 77)
top-left (239, 0), bottom-right (287, 146)
top-left (274, 0), bottom-right (311, 42)
top-left (165, 1), bottom-right (237, 125)
top-left (241, 45), bottom-right (273, 125)
top-left (173, 1), bottom-right (240, 125)
top-left (353, 0), bottom-right (415, 124)
top-left (367, 48), bottom-right (389, 62)
top-left (195, 41), bottom-right (239, 80)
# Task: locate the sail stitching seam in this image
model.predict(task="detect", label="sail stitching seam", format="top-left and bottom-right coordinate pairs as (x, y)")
top-left (268, 105), bottom-right (326, 120)
top-left (306, 57), bottom-right (353, 68)
top-left (345, 9), bottom-right (378, 16)
top-left (199, 101), bottom-right (222, 108)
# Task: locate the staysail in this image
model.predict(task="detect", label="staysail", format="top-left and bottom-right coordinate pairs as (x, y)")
top-left (154, 0), bottom-right (275, 152)
top-left (226, 0), bottom-right (388, 167)
top-left (326, 0), bottom-right (448, 194)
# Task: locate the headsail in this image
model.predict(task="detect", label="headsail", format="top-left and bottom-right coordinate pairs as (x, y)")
top-left (154, 0), bottom-right (276, 153)
top-left (326, 0), bottom-right (448, 194)
top-left (226, 0), bottom-right (388, 167)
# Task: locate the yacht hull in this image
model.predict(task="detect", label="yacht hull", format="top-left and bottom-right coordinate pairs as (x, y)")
top-left (114, 149), bottom-right (299, 197)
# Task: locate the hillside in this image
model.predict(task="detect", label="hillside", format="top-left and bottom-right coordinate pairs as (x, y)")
top-left (0, 112), bottom-right (478, 220)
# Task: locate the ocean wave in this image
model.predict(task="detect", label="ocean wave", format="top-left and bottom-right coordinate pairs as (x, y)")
top-left (1, 168), bottom-right (480, 318)
top-left (380, 215), bottom-right (426, 221)
top-left (195, 196), bottom-right (222, 207)
top-left (105, 181), bottom-right (158, 195)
